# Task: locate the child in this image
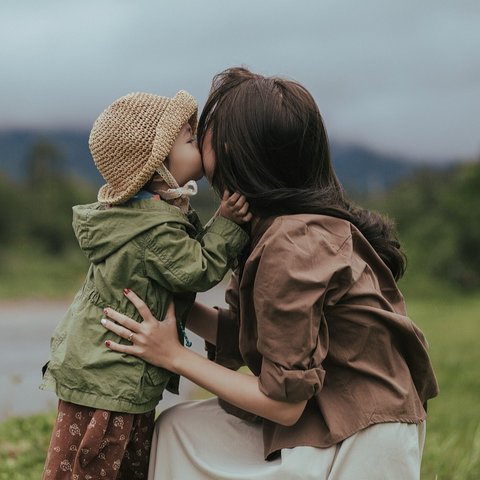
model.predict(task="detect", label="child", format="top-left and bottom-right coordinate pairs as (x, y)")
top-left (40, 90), bottom-right (251, 479)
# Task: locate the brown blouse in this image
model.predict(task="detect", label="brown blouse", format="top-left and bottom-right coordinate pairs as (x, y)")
top-left (210, 214), bottom-right (439, 460)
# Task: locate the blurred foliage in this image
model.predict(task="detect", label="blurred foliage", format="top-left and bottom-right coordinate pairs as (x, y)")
top-left (25, 140), bottom-right (65, 188)
top-left (0, 140), bottom-right (220, 299)
top-left (1, 138), bottom-right (479, 298)
top-left (0, 140), bottom-right (97, 254)
top-left (0, 410), bottom-right (56, 479)
top-left (368, 160), bottom-right (480, 294)
top-left (408, 295), bottom-right (480, 480)
top-left (0, 140), bottom-right (99, 298)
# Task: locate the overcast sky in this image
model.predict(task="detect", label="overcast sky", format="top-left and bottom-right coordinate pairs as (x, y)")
top-left (1, 0), bottom-right (479, 162)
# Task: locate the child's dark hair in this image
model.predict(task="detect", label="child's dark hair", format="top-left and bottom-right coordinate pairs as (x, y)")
top-left (198, 67), bottom-right (406, 280)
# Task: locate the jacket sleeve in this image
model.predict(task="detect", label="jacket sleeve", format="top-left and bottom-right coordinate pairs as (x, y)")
top-left (254, 218), bottom-right (352, 403)
top-left (144, 215), bottom-right (249, 293)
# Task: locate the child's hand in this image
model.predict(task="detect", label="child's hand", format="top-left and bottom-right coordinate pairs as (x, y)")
top-left (218, 191), bottom-right (252, 224)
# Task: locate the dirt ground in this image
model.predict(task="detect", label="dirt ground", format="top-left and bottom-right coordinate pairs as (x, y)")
top-left (0, 286), bottom-right (226, 420)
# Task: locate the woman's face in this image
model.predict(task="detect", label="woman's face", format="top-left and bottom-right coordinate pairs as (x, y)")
top-left (201, 129), bottom-right (216, 183)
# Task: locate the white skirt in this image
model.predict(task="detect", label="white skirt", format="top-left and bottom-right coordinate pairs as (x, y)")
top-left (147, 398), bottom-right (426, 480)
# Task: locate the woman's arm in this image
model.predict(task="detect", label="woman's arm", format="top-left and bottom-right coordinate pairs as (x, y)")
top-left (101, 291), bottom-right (306, 427)
top-left (172, 347), bottom-right (306, 426)
top-left (185, 301), bottom-right (218, 345)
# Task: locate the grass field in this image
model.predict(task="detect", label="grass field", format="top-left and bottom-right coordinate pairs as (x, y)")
top-left (407, 294), bottom-right (480, 479)
top-left (1, 294), bottom-right (479, 479)
top-left (0, 246), bottom-right (89, 300)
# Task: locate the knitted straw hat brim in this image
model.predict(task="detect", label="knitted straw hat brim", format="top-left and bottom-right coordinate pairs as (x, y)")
top-left (94, 90), bottom-right (197, 205)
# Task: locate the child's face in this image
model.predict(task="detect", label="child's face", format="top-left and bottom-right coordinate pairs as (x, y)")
top-left (167, 123), bottom-right (203, 186)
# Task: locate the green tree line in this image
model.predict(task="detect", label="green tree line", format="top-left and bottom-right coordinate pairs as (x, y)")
top-left (0, 140), bottom-right (217, 298)
top-left (371, 159), bottom-right (480, 293)
top-left (0, 142), bottom-right (96, 253)
top-left (1, 139), bottom-right (479, 298)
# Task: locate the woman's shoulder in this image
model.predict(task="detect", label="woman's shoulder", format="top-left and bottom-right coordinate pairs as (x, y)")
top-left (246, 214), bottom-right (355, 294)
top-left (257, 214), bottom-right (353, 254)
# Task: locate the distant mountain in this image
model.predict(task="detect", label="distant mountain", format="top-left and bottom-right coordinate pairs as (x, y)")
top-left (0, 130), bottom-right (103, 185)
top-left (0, 129), bottom-right (444, 194)
top-left (332, 143), bottom-right (423, 194)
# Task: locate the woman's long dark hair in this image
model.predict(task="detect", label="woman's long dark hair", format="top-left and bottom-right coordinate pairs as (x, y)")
top-left (198, 67), bottom-right (406, 280)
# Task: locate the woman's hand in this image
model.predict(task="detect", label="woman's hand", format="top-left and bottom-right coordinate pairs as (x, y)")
top-left (101, 289), bottom-right (183, 372)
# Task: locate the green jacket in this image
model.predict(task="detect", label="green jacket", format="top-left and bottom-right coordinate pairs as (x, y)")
top-left (40, 197), bottom-right (249, 413)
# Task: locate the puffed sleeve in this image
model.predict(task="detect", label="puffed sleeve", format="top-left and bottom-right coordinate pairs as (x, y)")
top-left (254, 218), bottom-right (352, 402)
top-left (144, 216), bottom-right (249, 293)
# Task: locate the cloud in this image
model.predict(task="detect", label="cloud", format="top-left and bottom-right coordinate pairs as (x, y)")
top-left (1, 0), bottom-right (479, 160)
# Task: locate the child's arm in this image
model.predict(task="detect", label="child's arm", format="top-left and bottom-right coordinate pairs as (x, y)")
top-left (144, 214), bottom-right (248, 293)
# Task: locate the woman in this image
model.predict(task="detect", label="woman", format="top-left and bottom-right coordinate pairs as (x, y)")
top-left (101, 67), bottom-right (439, 479)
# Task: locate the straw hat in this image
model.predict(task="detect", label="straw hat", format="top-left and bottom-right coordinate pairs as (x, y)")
top-left (89, 90), bottom-right (197, 205)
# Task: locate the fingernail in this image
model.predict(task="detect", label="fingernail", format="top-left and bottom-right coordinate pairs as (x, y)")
top-left (123, 288), bottom-right (131, 295)
top-left (103, 308), bottom-right (108, 315)
top-left (105, 340), bottom-right (111, 347)
top-left (101, 318), bottom-right (107, 325)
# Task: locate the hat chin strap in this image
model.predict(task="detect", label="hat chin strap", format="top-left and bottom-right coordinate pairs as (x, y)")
top-left (155, 163), bottom-right (197, 213)
top-left (158, 180), bottom-right (198, 200)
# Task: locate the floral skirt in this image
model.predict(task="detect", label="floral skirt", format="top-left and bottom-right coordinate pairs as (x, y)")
top-left (148, 398), bottom-right (426, 480)
top-left (42, 400), bottom-right (155, 480)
